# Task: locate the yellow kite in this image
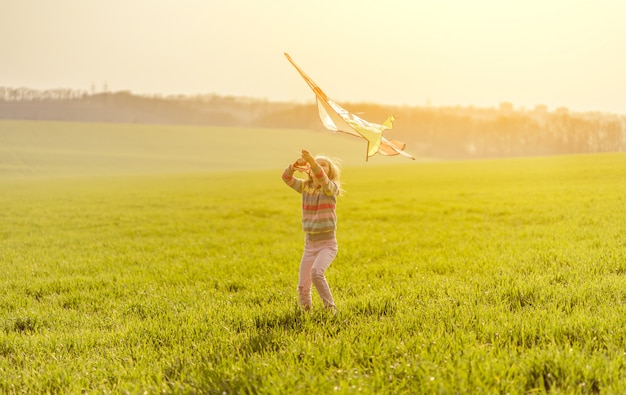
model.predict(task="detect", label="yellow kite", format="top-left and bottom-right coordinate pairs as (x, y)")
top-left (285, 53), bottom-right (415, 161)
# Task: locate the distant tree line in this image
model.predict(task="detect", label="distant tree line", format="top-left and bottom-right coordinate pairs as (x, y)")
top-left (1, 86), bottom-right (624, 159)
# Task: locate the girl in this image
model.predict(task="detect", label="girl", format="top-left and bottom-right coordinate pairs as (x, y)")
top-left (282, 149), bottom-right (342, 312)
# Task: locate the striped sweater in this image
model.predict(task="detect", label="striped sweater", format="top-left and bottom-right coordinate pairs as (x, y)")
top-left (282, 164), bottom-right (338, 236)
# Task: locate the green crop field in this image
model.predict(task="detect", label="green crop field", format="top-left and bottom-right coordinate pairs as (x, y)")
top-left (1, 120), bottom-right (626, 393)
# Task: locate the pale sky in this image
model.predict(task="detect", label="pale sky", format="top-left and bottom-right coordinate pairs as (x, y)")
top-left (2, 0), bottom-right (625, 114)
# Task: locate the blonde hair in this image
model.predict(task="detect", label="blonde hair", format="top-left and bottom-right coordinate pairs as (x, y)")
top-left (308, 155), bottom-right (344, 196)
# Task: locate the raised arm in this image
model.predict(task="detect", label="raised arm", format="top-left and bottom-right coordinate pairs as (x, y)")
top-left (302, 149), bottom-right (336, 196)
top-left (281, 158), bottom-right (305, 193)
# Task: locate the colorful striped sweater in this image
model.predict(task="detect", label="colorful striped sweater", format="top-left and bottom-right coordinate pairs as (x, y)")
top-left (282, 164), bottom-right (338, 236)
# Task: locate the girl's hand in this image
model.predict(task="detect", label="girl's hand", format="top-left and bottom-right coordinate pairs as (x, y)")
top-left (301, 149), bottom-right (315, 165)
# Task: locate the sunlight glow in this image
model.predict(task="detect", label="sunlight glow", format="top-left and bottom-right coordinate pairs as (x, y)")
top-left (1, 0), bottom-right (625, 113)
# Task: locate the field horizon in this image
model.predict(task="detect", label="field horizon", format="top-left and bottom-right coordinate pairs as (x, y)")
top-left (1, 120), bottom-right (426, 180)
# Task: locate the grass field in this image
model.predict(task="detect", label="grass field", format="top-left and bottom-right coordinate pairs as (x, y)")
top-left (0, 120), bottom-right (411, 178)
top-left (1, 120), bottom-right (626, 393)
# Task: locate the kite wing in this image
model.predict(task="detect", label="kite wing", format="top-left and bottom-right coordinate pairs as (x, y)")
top-left (285, 53), bottom-right (415, 161)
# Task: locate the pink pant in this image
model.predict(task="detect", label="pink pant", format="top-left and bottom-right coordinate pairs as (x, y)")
top-left (298, 237), bottom-right (337, 309)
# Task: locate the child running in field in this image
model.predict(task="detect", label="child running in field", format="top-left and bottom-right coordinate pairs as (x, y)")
top-left (282, 149), bottom-right (342, 312)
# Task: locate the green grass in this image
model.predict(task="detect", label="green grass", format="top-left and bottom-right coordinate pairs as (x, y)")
top-left (2, 122), bottom-right (626, 393)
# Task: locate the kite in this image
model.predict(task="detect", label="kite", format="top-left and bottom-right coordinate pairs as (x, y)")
top-left (284, 52), bottom-right (415, 161)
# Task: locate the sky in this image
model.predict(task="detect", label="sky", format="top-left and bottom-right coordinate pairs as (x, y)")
top-left (2, 0), bottom-right (625, 114)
